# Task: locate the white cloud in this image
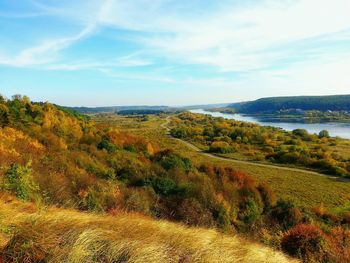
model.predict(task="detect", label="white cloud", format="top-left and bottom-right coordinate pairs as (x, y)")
top-left (4, 0), bottom-right (350, 71)
top-left (0, 23), bottom-right (96, 67)
top-left (133, 0), bottom-right (350, 71)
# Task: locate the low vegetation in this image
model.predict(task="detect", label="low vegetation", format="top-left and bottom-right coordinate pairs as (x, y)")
top-left (170, 112), bottom-right (350, 177)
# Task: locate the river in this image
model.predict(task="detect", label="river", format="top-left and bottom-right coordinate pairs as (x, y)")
top-left (190, 109), bottom-right (350, 139)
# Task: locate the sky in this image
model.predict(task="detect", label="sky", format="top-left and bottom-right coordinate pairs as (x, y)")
top-left (0, 0), bottom-right (350, 106)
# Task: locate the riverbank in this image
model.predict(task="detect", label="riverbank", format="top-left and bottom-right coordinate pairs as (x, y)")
top-left (190, 109), bottom-right (350, 139)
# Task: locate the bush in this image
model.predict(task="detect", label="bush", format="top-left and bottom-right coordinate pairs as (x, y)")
top-left (327, 227), bottom-right (350, 263)
top-left (123, 188), bottom-right (155, 215)
top-left (4, 163), bottom-right (39, 201)
top-left (277, 152), bottom-right (300, 164)
top-left (80, 189), bottom-right (103, 212)
top-left (281, 224), bottom-right (328, 262)
top-left (97, 138), bottom-right (117, 153)
top-left (329, 166), bottom-right (348, 177)
top-left (86, 164), bottom-right (115, 180)
top-left (270, 200), bottom-right (302, 230)
top-left (151, 177), bottom-right (179, 196)
top-left (319, 130), bottom-right (330, 138)
top-left (156, 150), bottom-right (192, 171)
top-left (209, 141), bottom-right (234, 154)
top-left (213, 203), bottom-right (231, 229)
top-left (177, 198), bottom-right (215, 227)
top-left (124, 144), bottom-right (137, 152)
top-left (292, 129), bottom-right (309, 138)
top-left (257, 183), bottom-right (276, 211)
top-left (239, 198), bottom-right (263, 225)
top-left (170, 127), bottom-right (187, 138)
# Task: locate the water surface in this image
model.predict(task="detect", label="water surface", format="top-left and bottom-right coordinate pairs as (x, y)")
top-left (190, 109), bottom-right (350, 139)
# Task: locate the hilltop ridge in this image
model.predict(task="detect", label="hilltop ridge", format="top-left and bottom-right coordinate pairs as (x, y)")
top-left (229, 94), bottom-right (350, 113)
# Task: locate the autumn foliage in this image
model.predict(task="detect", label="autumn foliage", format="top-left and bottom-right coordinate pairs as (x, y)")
top-left (1, 95), bottom-right (350, 262)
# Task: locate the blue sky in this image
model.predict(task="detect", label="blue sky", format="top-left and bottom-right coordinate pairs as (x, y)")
top-left (0, 0), bottom-right (350, 106)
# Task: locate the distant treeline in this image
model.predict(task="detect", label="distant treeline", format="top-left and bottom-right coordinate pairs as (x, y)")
top-left (70, 105), bottom-right (170, 114)
top-left (230, 95), bottom-right (350, 113)
top-left (117, 109), bottom-right (164, 115)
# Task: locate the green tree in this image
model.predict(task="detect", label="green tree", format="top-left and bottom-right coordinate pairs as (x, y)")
top-left (318, 130), bottom-right (330, 138)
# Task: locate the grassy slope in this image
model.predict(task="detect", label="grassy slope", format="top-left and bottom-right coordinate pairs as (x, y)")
top-left (102, 114), bottom-right (350, 209)
top-left (0, 196), bottom-right (297, 263)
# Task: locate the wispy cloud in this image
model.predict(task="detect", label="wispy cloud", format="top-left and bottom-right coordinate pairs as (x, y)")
top-left (0, 24), bottom-right (96, 67)
top-left (127, 0), bottom-right (350, 72)
top-left (3, 0), bottom-right (350, 71)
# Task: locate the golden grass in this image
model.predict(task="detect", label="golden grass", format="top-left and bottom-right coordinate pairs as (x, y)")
top-left (0, 197), bottom-right (298, 263)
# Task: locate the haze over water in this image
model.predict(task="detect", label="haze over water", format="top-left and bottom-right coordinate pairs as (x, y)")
top-left (190, 109), bottom-right (350, 139)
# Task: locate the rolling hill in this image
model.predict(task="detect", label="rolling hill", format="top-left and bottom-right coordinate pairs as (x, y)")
top-left (229, 95), bottom-right (350, 113)
top-left (2, 95), bottom-right (350, 262)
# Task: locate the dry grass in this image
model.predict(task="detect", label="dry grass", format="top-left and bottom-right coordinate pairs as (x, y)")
top-left (0, 197), bottom-right (298, 263)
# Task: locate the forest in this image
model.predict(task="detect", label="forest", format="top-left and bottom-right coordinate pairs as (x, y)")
top-left (1, 95), bottom-right (350, 262)
top-left (231, 95), bottom-right (350, 114)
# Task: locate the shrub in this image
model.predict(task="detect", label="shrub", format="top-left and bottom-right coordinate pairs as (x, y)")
top-left (319, 130), bottom-right (330, 138)
top-left (86, 164), bottom-right (115, 180)
top-left (170, 127), bottom-right (187, 138)
top-left (281, 224), bottom-right (328, 262)
top-left (270, 200), bottom-right (302, 230)
top-left (277, 152), bottom-right (300, 164)
top-left (123, 188), bottom-right (156, 215)
top-left (239, 198), bottom-right (263, 225)
top-left (156, 150), bottom-right (192, 171)
top-left (124, 144), bottom-right (137, 152)
top-left (213, 203), bottom-right (231, 229)
top-left (97, 138), bottom-right (117, 153)
top-left (292, 129), bottom-right (309, 138)
top-left (227, 171), bottom-right (255, 188)
top-left (78, 187), bottom-right (103, 212)
top-left (313, 204), bottom-right (340, 224)
top-left (151, 177), bottom-right (179, 196)
top-left (177, 198), bottom-right (215, 227)
top-left (327, 227), bottom-right (350, 263)
top-left (257, 183), bottom-right (277, 211)
top-left (4, 163), bottom-right (39, 201)
top-left (209, 141), bottom-right (234, 154)
top-left (330, 166), bottom-right (348, 177)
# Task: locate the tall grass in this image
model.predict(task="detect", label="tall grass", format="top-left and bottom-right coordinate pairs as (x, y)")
top-left (0, 198), bottom-right (298, 263)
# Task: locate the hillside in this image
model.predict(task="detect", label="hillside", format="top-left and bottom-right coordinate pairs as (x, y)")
top-left (230, 95), bottom-right (350, 113)
top-left (1, 95), bottom-right (350, 262)
top-left (0, 197), bottom-right (296, 263)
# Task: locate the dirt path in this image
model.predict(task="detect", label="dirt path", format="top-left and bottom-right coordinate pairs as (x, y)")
top-left (162, 116), bottom-right (343, 179)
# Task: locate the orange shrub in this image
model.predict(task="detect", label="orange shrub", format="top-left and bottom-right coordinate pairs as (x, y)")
top-left (327, 227), bottom-right (350, 263)
top-left (227, 171), bottom-right (255, 188)
top-left (281, 224), bottom-right (328, 262)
